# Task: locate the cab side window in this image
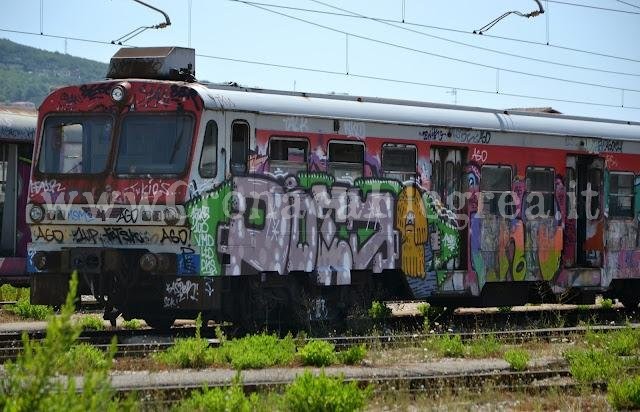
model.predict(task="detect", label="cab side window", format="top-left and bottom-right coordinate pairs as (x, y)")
top-left (199, 120), bottom-right (218, 178)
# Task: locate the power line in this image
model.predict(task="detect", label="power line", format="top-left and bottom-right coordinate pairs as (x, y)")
top-left (234, 1), bottom-right (640, 93)
top-left (1, 27), bottom-right (639, 112)
top-left (196, 52), bottom-right (640, 110)
top-left (546, 0), bottom-right (640, 14)
top-left (227, 0), bottom-right (640, 64)
top-left (616, 0), bottom-right (640, 10)
top-left (297, 0), bottom-right (640, 78)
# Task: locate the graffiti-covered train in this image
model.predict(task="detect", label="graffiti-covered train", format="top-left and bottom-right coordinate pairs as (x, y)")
top-left (27, 47), bottom-right (640, 328)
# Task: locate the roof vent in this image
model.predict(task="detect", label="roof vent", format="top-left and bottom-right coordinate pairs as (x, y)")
top-left (106, 46), bottom-right (195, 81)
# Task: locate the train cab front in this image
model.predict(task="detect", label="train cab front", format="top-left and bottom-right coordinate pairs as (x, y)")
top-left (26, 47), bottom-right (220, 327)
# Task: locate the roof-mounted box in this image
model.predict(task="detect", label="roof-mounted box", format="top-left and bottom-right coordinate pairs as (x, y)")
top-left (106, 46), bottom-right (195, 81)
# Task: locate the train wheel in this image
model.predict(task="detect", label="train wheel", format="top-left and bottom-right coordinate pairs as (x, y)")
top-left (144, 317), bottom-right (175, 330)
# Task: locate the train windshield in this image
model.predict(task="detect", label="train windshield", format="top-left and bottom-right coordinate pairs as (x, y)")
top-left (38, 115), bottom-right (113, 174)
top-left (115, 114), bottom-right (194, 175)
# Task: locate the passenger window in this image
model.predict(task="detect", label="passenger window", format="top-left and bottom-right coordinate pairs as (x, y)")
top-left (328, 141), bottom-right (364, 183)
top-left (269, 137), bottom-right (308, 176)
top-left (382, 144), bottom-right (416, 181)
top-left (480, 165), bottom-right (513, 216)
top-left (609, 172), bottom-right (634, 218)
top-left (199, 121), bottom-right (218, 178)
top-left (525, 168), bottom-right (555, 218)
top-left (230, 120), bottom-right (249, 175)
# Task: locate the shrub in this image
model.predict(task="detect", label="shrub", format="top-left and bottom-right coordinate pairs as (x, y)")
top-left (222, 333), bottom-right (296, 370)
top-left (298, 339), bottom-right (337, 367)
top-left (601, 298), bottom-right (614, 310)
top-left (504, 349), bottom-right (529, 371)
top-left (0, 272), bottom-right (134, 411)
top-left (337, 344), bottom-right (367, 365)
top-left (425, 335), bottom-right (465, 358)
top-left (368, 301), bottom-right (392, 319)
top-left (467, 335), bottom-right (502, 358)
top-left (608, 375), bottom-right (640, 410)
top-left (5, 298), bottom-right (53, 320)
top-left (284, 371), bottom-right (371, 412)
top-left (565, 349), bottom-right (622, 383)
top-left (175, 377), bottom-right (258, 412)
top-left (77, 315), bottom-right (105, 331)
top-left (121, 319), bottom-right (143, 330)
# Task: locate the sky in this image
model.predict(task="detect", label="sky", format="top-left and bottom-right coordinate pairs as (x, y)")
top-left (1, 0), bottom-right (640, 122)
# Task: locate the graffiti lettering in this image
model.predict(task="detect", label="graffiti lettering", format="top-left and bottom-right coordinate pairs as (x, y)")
top-left (164, 278), bottom-right (198, 308)
top-left (470, 148), bottom-right (488, 163)
top-left (420, 127), bottom-right (491, 144)
top-left (161, 228), bottom-right (190, 245)
top-left (30, 179), bottom-right (66, 195)
top-left (116, 208), bottom-right (139, 224)
top-left (79, 83), bottom-right (112, 100)
top-left (283, 116), bottom-right (309, 132)
top-left (72, 227), bottom-right (99, 244)
top-left (34, 227), bottom-right (64, 243)
top-left (343, 121), bottom-right (366, 140)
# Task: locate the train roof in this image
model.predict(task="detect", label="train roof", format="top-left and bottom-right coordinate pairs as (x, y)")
top-left (194, 82), bottom-right (640, 142)
top-left (0, 106), bottom-right (36, 143)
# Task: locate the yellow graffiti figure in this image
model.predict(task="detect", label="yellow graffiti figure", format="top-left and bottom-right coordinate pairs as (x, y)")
top-left (396, 185), bottom-right (428, 277)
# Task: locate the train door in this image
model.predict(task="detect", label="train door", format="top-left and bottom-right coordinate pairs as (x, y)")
top-left (573, 155), bottom-right (604, 267)
top-left (430, 146), bottom-right (467, 269)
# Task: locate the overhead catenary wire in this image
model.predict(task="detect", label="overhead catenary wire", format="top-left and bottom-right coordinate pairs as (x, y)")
top-left (1, 27), bottom-right (639, 112)
top-left (546, 0), bottom-right (640, 14)
top-left (301, 0), bottom-right (640, 78)
top-left (233, 0), bottom-right (640, 93)
top-left (616, 0), bottom-right (640, 10)
top-left (229, 0), bottom-right (640, 66)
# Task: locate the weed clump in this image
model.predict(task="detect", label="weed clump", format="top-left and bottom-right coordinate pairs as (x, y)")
top-left (175, 375), bottom-right (258, 412)
top-left (337, 344), bottom-right (367, 365)
top-left (0, 284), bottom-right (29, 301)
top-left (425, 335), bottom-right (465, 358)
top-left (77, 315), bottom-right (105, 331)
top-left (600, 298), bottom-right (614, 310)
top-left (503, 349), bottom-right (529, 371)
top-left (467, 335), bottom-right (502, 358)
top-left (222, 333), bottom-right (296, 370)
top-left (5, 297), bottom-right (53, 320)
top-left (284, 371), bottom-right (371, 412)
top-left (298, 340), bottom-right (337, 367)
top-left (585, 327), bottom-right (640, 356)
top-left (155, 313), bottom-right (217, 369)
top-left (608, 375), bottom-right (640, 410)
top-left (368, 301), bottom-right (392, 319)
top-left (121, 319), bottom-right (143, 330)
top-left (565, 349), bottom-right (622, 383)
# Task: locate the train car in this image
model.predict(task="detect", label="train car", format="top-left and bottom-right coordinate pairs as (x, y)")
top-left (26, 47), bottom-right (640, 328)
top-left (0, 106), bottom-right (35, 287)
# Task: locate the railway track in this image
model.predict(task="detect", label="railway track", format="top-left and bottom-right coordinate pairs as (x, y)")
top-left (1, 322), bottom-right (638, 363)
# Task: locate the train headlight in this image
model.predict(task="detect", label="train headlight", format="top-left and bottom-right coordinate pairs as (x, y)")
top-left (29, 204), bottom-right (45, 223)
top-left (33, 252), bottom-right (47, 270)
top-left (139, 253), bottom-right (158, 272)
top-left (163, 207), bottom-right (180, 225)
top-left (111, 85), bottom-right (126, 102)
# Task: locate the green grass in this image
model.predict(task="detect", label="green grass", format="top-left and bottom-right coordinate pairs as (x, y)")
top-left (565, 349), bottom-right (622, 384)
top-left (425, 335), bottom-right (465, 358)
top-left (175, 378), bottom-right (259, 412)
top-left (0, 284), bottom-right (29, 301)
top-left (368, 301), bottom-right (392, 319)
top-left (467, 335), bottom-right (502, 358)
top-left (77, 315), bottom-right (105, 331)
top-left (222, 333), bottom-right (296, 370)
top-left (417, 302), bottom-right (430, 317)
top-left (155, 336), bottom-right (217, 369)
top-left (121, 319), bottom-right (143, 330)
top-left (284, 371), bottom-right (371, 412)
top-left (503, 349), bottom-right (530, 371)
top-left (58, 343), bottom-right (109, 374)
top-left (600, 298), bottom-right (614, 310)
top-left (4, 298), bottom-right (53, 320)
top-left (337, 344), bottom-right (367, 365)
top-left (298, 340), bottom-right (337, 367)
top-left (584, 327), bottom-right (640, 356)
top-left (608, 375), bottom-right (640, 410)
